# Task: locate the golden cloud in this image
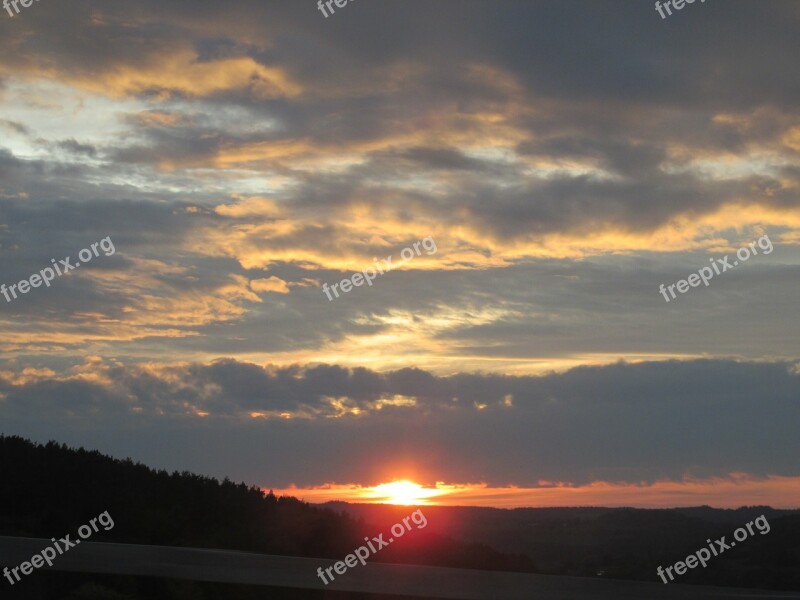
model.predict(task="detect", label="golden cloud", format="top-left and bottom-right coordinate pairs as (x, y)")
top-left (250, 276), bottom-right (290, 295)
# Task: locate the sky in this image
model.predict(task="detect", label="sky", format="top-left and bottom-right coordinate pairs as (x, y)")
top-left (1, 0), bottom-right (799, 508)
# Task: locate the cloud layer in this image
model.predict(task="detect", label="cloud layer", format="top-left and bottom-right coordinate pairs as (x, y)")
top-left (2, 358), bottom-right (798, 488)
top-left (1, 1), bottom-right (799, 502)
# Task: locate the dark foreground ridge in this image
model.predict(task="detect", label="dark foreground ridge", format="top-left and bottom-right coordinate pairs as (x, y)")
top-left (2, 536), bottom-right (800, 600)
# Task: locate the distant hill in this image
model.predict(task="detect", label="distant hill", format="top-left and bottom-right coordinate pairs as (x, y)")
top-left (0, 435), bottom-right (534, 599)
top-left (324, 502), bottom-right (800, 590)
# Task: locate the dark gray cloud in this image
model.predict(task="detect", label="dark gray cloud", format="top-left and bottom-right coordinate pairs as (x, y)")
top-left (54, 138), bottom-right (98, 157)
top-left (1, 359), bottom-right (798, 486)
top-left (0, 119), bottom-right (30, 135)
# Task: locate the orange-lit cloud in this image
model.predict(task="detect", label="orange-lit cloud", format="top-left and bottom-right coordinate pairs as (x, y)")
top-left (0, 261), bottom-right (260, 354)
top-left (271, 474), bottom-right (800, 509)
top-left (2, 48), bottom-right (301, 101)
top-left (250, 276), bottom-right (291, 295)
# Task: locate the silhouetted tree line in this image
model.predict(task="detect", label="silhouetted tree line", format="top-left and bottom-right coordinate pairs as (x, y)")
top-left (0, 436), bottom-right (535, 599)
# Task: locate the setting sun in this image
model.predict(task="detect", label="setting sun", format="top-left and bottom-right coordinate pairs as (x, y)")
top-left (368, 480), bottom-right (442, 505)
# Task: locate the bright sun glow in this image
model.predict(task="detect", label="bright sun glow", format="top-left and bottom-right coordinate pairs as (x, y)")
top-left (367, 480), bottom-right (443, 505)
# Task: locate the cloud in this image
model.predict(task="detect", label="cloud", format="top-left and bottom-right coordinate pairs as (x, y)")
top-left (250, 276), bottom-right (290, 294)
top-left (1, 0), bottom-right (798, 254)
top-left (2, 358), bottom-right (799, 487)
top-left (0, 119), bottom-right (30, 135)
top-left (55, 138), bottom-right (98, 157)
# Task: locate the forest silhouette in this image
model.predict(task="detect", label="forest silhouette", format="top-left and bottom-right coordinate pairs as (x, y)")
top-left (0, 435), bottom-right (534, 599)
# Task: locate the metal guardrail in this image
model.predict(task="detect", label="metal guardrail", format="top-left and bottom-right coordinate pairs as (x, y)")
top-left (2, 537), bottom-right (800, 599)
